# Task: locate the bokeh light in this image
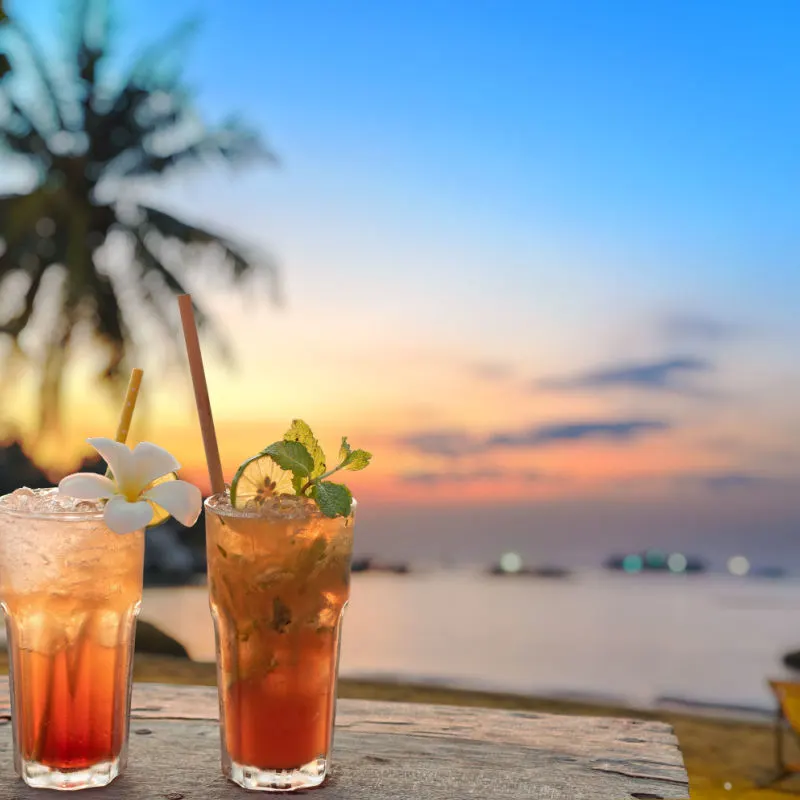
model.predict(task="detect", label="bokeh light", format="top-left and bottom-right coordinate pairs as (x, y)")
top-left (727, 556), bottom-right (750, 577)
top-left (667, 553), bottom-right (688, 573)
top-left (499, 551), bottom-right (522, 574)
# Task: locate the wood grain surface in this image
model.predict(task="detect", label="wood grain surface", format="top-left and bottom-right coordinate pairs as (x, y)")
top-left (0, 678), bottom-right (689, 799)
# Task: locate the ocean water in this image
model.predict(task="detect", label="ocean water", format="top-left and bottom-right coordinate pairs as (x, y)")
top-left (141, 570), bottom-right (800, 713)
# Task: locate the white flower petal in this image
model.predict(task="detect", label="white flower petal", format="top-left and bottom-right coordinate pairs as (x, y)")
top-left (87, 438), bottom-right (136, 489)
top-left (132, 442), bottom-right (181, 488)
top-left (103, 496), bottom-right (153, 535)
top-left (144, 480), bottom-right (202, 526)
top-left (58, 473), bottom-right (116, 500)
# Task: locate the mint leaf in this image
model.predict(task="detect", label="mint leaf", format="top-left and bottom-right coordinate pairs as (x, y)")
top-left (338, 436), bottom-right (351, 463)
top-left (342, 449), bottom-right (372, 471)
top-left (263, 441), bottom-right (313, 477)
top-left (285, 419), bottom-right (326, 479)
top-left (312, 481), bottom-right (353, 518)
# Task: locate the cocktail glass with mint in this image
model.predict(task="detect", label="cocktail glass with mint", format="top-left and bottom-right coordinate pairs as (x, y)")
top-left (205, 420), bottom-right (371, 791)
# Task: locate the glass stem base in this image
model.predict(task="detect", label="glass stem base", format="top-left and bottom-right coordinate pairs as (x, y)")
top-left (227, 756), bottom-right (327, 792)
top-left (20, 757), bottom-right (121, 790)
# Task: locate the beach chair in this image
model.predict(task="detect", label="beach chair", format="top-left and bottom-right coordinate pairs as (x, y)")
top-left (762, 680), bottom-right (800, 786)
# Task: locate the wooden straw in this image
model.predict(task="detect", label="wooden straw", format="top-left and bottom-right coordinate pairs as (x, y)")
top-left (177, 294), bottom-right (226, 494)
top-left (114, 368), bottom-right (144, 444)
top-left (105, 368), bottom-right (144, 478)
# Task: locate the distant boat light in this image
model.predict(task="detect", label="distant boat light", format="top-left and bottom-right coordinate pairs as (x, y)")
top-left (499, 552), bottom-right (523, 573)
top-left (667, 553), bottom-right (688, 573)
top-left (728, 555), bottom-right (750, 577)
top-left (622, 554), bottom-right (643, 573)
top-left (645, 549), bottom-right (667, 568)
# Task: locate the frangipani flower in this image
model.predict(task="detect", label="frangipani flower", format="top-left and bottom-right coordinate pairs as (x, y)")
top-left (59, 437), bottom-right (202, 535)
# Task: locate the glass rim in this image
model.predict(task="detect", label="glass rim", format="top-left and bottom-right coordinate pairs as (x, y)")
top-left (0, 489), bottom-right (106, 521)
top-left (204, 491), bottom-right (358, 518)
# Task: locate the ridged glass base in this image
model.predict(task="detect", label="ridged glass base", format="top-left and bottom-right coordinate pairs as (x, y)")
top-left (20, 757), bottom-right (121, 790)
top-left (228, 757), bottom-right (327, 792)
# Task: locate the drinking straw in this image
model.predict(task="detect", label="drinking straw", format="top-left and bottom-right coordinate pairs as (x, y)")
top-left (105, 368), bottom-right (144, 478)
top-left (46, 368), bottom-right (146, 761)
top-left (114, 368), bottom-right (144, 444)
top-left (177, 294), bottom-right (226, 495)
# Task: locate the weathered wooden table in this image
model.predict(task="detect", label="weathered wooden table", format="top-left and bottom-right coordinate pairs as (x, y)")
top-left (0, 678), bottom-right (689, 798)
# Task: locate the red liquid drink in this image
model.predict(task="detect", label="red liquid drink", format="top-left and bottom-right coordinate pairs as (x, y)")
top-left (205, 493), bottom-right (353, 791)
top-left (0, 489), bottom-right (144, 790)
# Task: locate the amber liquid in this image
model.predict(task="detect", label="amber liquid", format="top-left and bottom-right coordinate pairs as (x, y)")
top-left (11, 632), bottom-right (132, 769)
top-left (0, 510), bottom-right (144, 780)
top-left (206, 498), bottom-right (353, 773)
top-left (222, 629), bottom-right (341, 769)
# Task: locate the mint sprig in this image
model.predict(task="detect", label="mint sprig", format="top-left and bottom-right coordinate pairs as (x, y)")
top-left (254, 420), bottom-right (372, 517)
top-left (263, 441), bottom-right (314, 476)
top-left (312, 481), bottom-right (353, 518)
top-left (284, 419), bottom-right (326, 493)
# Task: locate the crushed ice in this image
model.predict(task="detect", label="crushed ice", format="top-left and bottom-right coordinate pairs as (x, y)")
top-left (207, 491), bottom-right (319, 520)
top-left (0, 487), bottom-right (104, 515)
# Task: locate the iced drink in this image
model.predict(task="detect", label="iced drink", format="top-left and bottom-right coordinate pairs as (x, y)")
top-left (0, 488), bottom-right (144, 789)
top-left (205, 492), bottom-right (354, 791)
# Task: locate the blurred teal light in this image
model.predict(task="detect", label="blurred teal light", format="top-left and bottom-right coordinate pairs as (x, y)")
top-left (622, 554), bottom-right (643, 573)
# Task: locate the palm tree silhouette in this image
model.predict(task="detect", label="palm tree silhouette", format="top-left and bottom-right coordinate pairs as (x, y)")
top-left (0, 0), bottom-right (276, 429)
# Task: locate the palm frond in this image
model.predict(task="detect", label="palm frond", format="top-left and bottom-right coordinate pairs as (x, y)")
top-left (83, 267), bottom-right (126, 380)
top-left (71, 0), bottom-right (108, 84)
top-left (6, 21), bottom-right (65, 131)
top-left (0, 96), bottom-right (52, 162)
top-left (0, 259), bottom-right (46, 338)
top-left (118, 122), bottom-right (268, 179)
top-left (37, 302), bottom-right (74, 432)
top-left (138, 204), bottom-right (275, 284)
top-left (130, 224), bottom-right (230, 358)
top-left (126, 15), bottom-right (200, 90)
top-left (89, 84), bottom-right (187, 168)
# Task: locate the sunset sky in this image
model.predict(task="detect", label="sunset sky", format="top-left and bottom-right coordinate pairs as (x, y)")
top-left (3, 0), bottom-right (800, 565)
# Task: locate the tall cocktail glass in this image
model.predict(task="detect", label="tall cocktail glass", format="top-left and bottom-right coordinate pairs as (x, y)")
top-left (0, 488), bottom-right (144, 790)
top-left (205, 492), bottom-right (354, 791)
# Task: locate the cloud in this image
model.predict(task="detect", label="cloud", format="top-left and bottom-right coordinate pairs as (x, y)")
top-left (400, 431), bottom-right (478, 458)
top-left (538, 356), bottom-right (711, 392)
top-left (696, 472), bottom-right (767, 491)
top-left (661, 314), bottom-right (740, 343)
top-left (399, 469), bottom-right (546, 485)
top-left (669, 471), bottom-right (771, 491)
top-left (399, 418), bottom-right (670, 458)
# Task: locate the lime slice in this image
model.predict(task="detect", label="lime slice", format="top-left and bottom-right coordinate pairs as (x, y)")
top-left (144, 472), bottom-right (179, 528)
top-left (230, 453), bottom-right (295, 509)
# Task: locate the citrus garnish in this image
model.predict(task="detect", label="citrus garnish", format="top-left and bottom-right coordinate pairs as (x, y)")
top-left (230, 420), bottom-right (372, 517)
top-left (230, 453), bottom-right (295, 509)
top-left (143, 471), bottom-right (179, 527)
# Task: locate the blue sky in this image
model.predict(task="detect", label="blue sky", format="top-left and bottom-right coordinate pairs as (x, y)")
top-left (131, 0), bottom-right (800, 325)
top-left (4, 0), bottom-right (800, 561)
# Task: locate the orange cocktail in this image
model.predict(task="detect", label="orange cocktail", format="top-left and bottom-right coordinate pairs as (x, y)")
top-left (205, 492), bottom-right (353, 790)
top-left (0, 488), bottom-right (144, 790)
